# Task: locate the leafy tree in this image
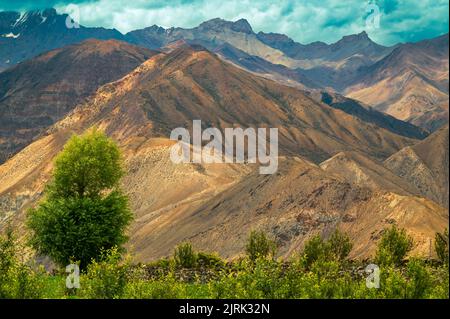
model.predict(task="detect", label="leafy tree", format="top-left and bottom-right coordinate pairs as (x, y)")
top-left (173, 242), bottom-right (197, 268)
top-left (27, 129), bottom-right (132, 269)
top-left (245, 230), bottom-right (277, 261)
top-left (435, 229), bottom-right (449, 265)
top-left (375, 225), bottom-right (413, 267)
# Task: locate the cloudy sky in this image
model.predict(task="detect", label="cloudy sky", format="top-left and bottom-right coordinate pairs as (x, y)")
top-left (0, 0), bottom-right (448, 45)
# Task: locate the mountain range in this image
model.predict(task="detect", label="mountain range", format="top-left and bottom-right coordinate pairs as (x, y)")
top-left (0, 9), bottom-right (448, 262)
top-left (1, 9), bottom-right (448, 131)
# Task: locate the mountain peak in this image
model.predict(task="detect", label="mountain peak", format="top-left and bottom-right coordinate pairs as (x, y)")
top-left (339, 31), bottom-right (372, 43)
top-left (198, 17), bottom-right (253, 34)
top-left (231, 18), bottom-right (253, 34)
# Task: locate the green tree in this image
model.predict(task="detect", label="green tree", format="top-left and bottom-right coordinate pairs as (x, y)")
top-left (375, 225), bottom-right (413, 267)
top-left (245, 230), bottom-right (277, 261)
top-left (27, 129), bottom-right (132, 269)
top-left (435, 229), bottom-right (449, 265)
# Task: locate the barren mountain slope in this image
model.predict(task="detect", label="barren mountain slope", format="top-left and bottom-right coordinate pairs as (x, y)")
top-left (55, 45), bottom-right (419, 163)
top-left (0, 39), bottom-right (158, 163)
top-left (384, 125), bottom-right (449, 207)
top-left (129, 156), bottom-right (448, 261)
top-left (319, 151), bottom-right (421, 195)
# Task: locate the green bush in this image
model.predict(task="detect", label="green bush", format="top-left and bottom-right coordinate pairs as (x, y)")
top-left (0, 229), bottom-right (44, 299)
top-left (405, 258), bottom-right (432, 298)
top-left (13, 264), bottom-right (45, 299)
top-left (245, 230), bottom-right (276, 262)
top-left (302, 235), bottom-right (327, 268)
top-left (83, 247), bottom-right (129, 299)
top-left (301, 230), bottom-right (353, 268)
top-left (0, 228), bottom-right (16, 298)
top-left (27, 129), bottom-right (132, 269)
top-left (375, 225), bottom-right (413, 267)
top-left (173, 242), bottom-right (197, 268)
top-left (197, 252), bottom-right (224, 268)
top-left (125, 273), bottom-right (185, 299)
top-left (328, 230), bottom-right (353, 262)
top-left (435, 229), bottom-right (449, 265)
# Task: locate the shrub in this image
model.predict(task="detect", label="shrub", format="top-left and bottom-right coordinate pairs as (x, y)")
top-left (197, 252), bottom-right (224, 268)
top-left (124, 273), bottom-right (185, 299)
top-left (245, 230), bottom-right (276, 262)
top-left (0, 229), bottom-right (44, 299)
top-left (301, 230), bottom-right (352, 268)
top-left (0, 228), bottom-right (17, 298)
top-left (302, 235), bottom-right (327, 268)
top-left (328, 230), bottom-right (353, 262)
top-left (13, 264), bottom-right (45, 299)
top-left (173, 242), bottom-right (197, 268)
top-left (405, 258), bottom-right (432, 298)
top-left (83, 247), bottom-right (129, 299)
top-left (375, 225), bottom-right (413, 267)
top-left (27, 129), bottom-right (132, 269)
top-left (435, 229), bottom-right (449, 265)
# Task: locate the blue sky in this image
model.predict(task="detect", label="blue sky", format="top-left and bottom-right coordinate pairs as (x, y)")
top-left (0, 0), bottom-right (448, 45)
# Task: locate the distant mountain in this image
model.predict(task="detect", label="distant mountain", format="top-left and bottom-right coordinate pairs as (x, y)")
top-left (0, 39), bottom-right (157, 163)
top-left (0, 9), bottom-right (124, 71)
top-left (257, 31), bottom-right (392, 61)
top-left (310, 91), bottom-right (428, 139)
top-left (125, 18), bottom-right (448, 131)
top-left (257, 31), bottom-right (395, 91)
top-left (125, 19), bottom-right (396, 91)
top-left (347, 34), bottom-right (449, 132)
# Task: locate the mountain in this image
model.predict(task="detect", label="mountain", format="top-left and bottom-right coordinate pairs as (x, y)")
top-left (257, 31), bottom-right (395, 91)
top-left (125, 19), bottom-right (397, 90)
top-left (126, 19), bottom-right (448, 130)
top-left (384, 125), bottom-right (449, 207)
top-left (346, 34), bottom-right (449, 132)
top-left (319, 151), bottom-right (421, 196)
top-left (1, 44), bottom-right (443, 262)
top-left (0, 9), bottom-right (124, 71)
top-left (49, 45), bottom-right (418, 163)
top-left (257, 31), bottom-right (392, 62)
top-left (310, 91), bottom-right (428, 139)
top-left (0, 39), bottom-right (158, 163)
